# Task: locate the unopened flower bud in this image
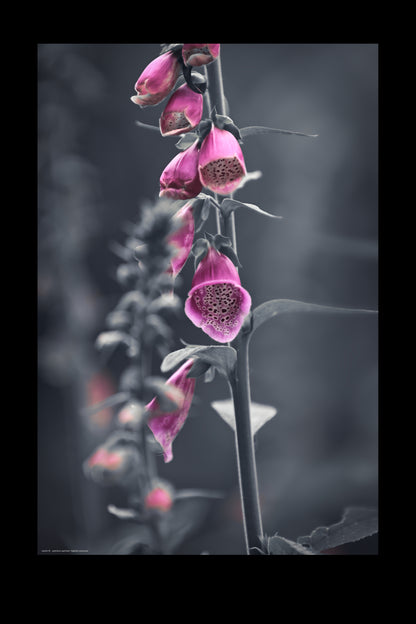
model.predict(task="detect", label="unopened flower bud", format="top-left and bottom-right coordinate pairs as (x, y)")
top-left (182, 44), bottom-right (220, 67)
top-left (131, 52), bottom-right (181, 107)
top-left (160, 141), bottom-right (202, 200)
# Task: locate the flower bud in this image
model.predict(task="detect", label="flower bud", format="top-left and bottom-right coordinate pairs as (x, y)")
top-left (160, 141), bottom-right (202, 200)
top-left (159, 83), bottom-right (203, 137)
top-left (184, 245), bottom-right (251, 343)
top-left (182, 44), bottom-right (220, 67)
top-left (131, 52), bottom-right (181, 107)
top-left (198, 125), bottom-right (247, 195)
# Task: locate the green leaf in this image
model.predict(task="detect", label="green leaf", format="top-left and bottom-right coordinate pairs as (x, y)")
top-left (297, 507), bottom-right (378, 553)
top-left (161, 345), bottom-right (237, 380)
top-left (251, 298), bottom-right (378, 335)
top-left (175, 132), bottom-right (199, 150)
top-left (204, 366), bottom-right (216, 383)
top-left (267, 535), bottom-right (316, 555)
top-left (186, 358), bottom-right (211, 379)
top-left (239, 125), bottom-right (318, 139)
top-left (220, 198), bottom-right (282, 220)
top-left (211, 399), bottom-right (277, 435)
top-left (191, 237), bottom-right (210, 270)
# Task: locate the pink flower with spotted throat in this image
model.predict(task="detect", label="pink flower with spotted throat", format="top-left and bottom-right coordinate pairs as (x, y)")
top-left (146, 359), bottom-right (196, 463)
top-left (198, 124), bottom-right (247, 195)
top-left (160, 83), bottom-right (203, 137)
top-left (159, 141), bottom-right (203, 200)
top-left (185, 244), bottom-right (251, 343)
top-left (131, 51), bottom-right (181, 107)
top-left (182, 44), bottom-right (220, 67)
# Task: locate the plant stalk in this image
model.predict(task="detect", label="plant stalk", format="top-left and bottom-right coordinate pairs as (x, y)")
top-left (207, 51), bottom-right (263, 553)
top-left (230, 331), bottom-right (264, 554)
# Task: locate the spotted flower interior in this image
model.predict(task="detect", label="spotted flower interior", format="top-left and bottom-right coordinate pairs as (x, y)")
top-left (192, 282), bottom-right (244, 339)
top-left (199, 157), bottom-right (246, 194)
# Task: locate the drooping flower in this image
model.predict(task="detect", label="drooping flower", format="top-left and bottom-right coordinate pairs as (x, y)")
top-left (184, 244), bottom-right (251, 343)
top-left (146, 359), bottom-right (196, 463)
top-left (131, 51), bottom-right (181, 107)
top-left (167, 202), bottom-right (195, 277)
top-left (144, 481), bottom-right (174, 512)
top-left (159, 83), bottom-right (203, 137)
top-left (182, 44), bottom-right (220, 67)
top-left (198, 125), bottom-right (247, 195)
top-left (159, 141), bottom-right (203, 200)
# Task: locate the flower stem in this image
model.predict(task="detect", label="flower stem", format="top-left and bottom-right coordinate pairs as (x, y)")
top-left (230, 331), bottom-right (264, 554)
top-left (206, 54), bottom-right (237, 250)
top-left (208, 50), bottom-right (263, 553)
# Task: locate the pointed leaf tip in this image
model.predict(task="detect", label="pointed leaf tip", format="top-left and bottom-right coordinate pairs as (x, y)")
top-left (211, 399), bottom-right (277, 435)
top-left (221, 198), bottom-right (282, 219)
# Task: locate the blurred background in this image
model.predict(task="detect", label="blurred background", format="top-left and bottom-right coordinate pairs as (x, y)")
top-left (38, 43), bottom-right (378, 555)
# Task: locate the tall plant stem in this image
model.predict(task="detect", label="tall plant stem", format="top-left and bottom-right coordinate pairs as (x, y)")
top-left (207, 51), bottom-right (263, 554)
top-left (203, 64), bottom-right (223, 236)
top-left (230, 331), bottom-right (263, 553)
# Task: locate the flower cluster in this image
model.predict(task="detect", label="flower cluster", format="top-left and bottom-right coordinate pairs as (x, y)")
top-left (131, 44), bottom-right (247, 198)
top-left (84, 200), bottom-right (196, 503)
top-left (132, 44), bottom-right (252, 346)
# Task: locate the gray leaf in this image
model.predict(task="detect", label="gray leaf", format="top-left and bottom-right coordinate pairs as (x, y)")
top-left (297, 506), bottom-right (378, 553)
top-left (211, 399), bottom-right (277, 435)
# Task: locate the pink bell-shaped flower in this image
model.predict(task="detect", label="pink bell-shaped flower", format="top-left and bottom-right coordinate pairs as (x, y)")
top-left (146, 359), bottom-right (196, 463)
top-left (198, 125), bottom-right (247, 195)
top-left (184, 245), bottom-right (251, 343)
top-left (167, 202), bottom-right (195, 277)
top-left (159, 141), bottom-right (203, 200)
top-left (131, 51), bottom-right (181, 107)
top-left (159, 83), bottom-right (203, 137)
top-left (182, 44), bottom-right (220, 67)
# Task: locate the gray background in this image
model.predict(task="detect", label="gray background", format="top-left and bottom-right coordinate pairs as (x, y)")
top-left (38, 43), bottom-right (378, 554)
